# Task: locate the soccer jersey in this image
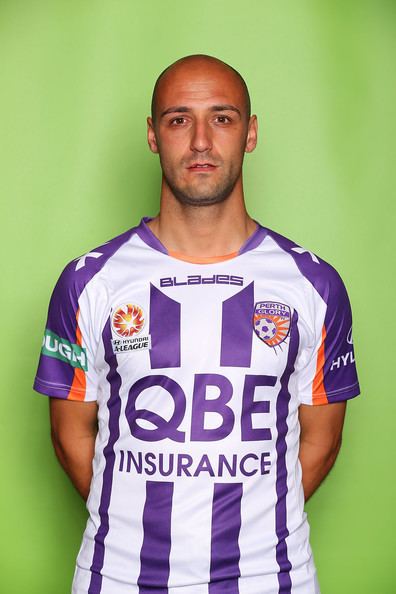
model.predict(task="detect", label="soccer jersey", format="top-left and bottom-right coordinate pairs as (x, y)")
top-left (34, 217), bottom-right (360, 594)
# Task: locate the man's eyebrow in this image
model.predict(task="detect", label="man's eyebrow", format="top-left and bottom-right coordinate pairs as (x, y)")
top-left (210, 104), bottom-right (241, 116)
top-left (160, 104), bottom-right (242, 118)
top-left (160, 106), bottom-right (190, 118)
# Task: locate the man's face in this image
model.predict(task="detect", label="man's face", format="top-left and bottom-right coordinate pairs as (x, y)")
top-left (147, 62), bottom-right (257, 207)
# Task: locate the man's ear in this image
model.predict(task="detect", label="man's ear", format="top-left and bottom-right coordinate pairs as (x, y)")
top-left (245, 115), bottom-right (258, 153)
top-left (147, 117), bottom-right (159, 154)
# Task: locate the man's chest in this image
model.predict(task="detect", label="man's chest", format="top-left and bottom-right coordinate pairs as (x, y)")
top-left (92, 264), bottom-right (309, 456)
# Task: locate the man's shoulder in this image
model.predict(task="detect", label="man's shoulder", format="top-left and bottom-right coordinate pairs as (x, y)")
top-left (259, 224), bottom-right (346, 299)
top-left (52, 225), bottom-right (139, 298)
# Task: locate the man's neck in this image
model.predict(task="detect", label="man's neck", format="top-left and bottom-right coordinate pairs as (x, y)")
top-left (147, 190), bottom-right (257, 259)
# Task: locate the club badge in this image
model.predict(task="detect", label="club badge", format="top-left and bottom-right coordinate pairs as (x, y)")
top-left (253, 301), bottom-right (291, 348)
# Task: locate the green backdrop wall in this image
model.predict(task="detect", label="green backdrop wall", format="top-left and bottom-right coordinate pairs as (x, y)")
top-left (1, 1), bottom-right (395, 593)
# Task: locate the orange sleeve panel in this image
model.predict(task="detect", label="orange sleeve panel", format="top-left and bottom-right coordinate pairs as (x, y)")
top-left (311, 325), bottom-right (329, 405)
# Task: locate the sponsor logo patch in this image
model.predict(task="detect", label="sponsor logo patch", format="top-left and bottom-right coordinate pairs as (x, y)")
top-left (112, 303), bottom-right (145, 337)
top-left (160, 274), bottom-right (244, 287)
top-left (253, 301), bottom-right (291, 348)
top-left (41, 329), bottom-right (88, 370)
top-left (111, 303), bottom-right (151, 354)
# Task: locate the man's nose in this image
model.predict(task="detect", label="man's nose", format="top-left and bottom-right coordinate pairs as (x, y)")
top-left (190, 120), bottom-right (212, 153)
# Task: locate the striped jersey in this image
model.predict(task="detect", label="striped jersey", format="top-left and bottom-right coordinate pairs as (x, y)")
top-left (34, 217), bottom-right (360, 594)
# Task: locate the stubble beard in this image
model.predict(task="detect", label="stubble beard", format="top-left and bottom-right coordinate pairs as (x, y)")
top-left (161, 159), bottom-right (242, 208)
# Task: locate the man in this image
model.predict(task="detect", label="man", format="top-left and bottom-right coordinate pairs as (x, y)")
top-left (34, 55), bottom-right (360, 594)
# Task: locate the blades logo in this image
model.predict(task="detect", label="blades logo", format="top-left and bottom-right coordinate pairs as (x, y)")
top-left (253, 301), bottom-right (291, 348)
top-left (112, 304), bottom-right (145, 337)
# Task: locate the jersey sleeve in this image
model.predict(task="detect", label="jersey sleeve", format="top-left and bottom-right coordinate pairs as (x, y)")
top-left (296, 267), bottom-right (360, 405)
top-left (33, 262), bottom-right (99, 401)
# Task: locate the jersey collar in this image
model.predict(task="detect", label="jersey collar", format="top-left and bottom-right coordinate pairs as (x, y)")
top-left (136, 216), bottom-right (268, 263)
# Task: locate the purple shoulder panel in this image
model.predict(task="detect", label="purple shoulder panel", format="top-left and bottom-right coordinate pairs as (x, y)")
top-left (265, 227), bottom-right (360, 402)
top-left (34, 226), bottom-right (137, 398)
top-left (47, 225), bottom-right (137, 328)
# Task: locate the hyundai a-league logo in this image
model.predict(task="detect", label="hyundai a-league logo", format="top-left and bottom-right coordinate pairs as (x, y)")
top-left (112, 304), bottom-right (145, 337)
top-left (111, 303), bottom-right (151, 355)
top-left (253, 301), bottom-right (291, 348)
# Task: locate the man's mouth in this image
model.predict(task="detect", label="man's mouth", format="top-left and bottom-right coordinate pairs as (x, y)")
top-left (187, 163), bottom-right (217, 171)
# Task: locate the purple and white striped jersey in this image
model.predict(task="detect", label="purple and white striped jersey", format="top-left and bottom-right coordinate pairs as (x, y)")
top-left (34, 217), bottom-right (360, 594)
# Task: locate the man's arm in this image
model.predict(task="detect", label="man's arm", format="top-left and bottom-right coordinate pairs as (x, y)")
top-left (298, 401), bottom-right (346, 502)
top-left (49, 398), bottom-right (98, 501)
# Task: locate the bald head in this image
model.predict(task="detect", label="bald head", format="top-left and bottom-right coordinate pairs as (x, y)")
top-left (151, 54), bottom-right (251, 124)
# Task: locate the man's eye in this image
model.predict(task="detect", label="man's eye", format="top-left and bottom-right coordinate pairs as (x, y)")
top-left (170, 117), bottom-right (186, 125)
top-left (215, 115), bottom-right (231, 124)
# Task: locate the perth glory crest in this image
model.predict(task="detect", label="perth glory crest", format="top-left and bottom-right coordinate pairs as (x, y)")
top-left (253, 301), bottom-right (291, 348)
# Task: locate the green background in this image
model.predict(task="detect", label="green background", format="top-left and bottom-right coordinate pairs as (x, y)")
top-left (1, 1), bottom-right (395, 592)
